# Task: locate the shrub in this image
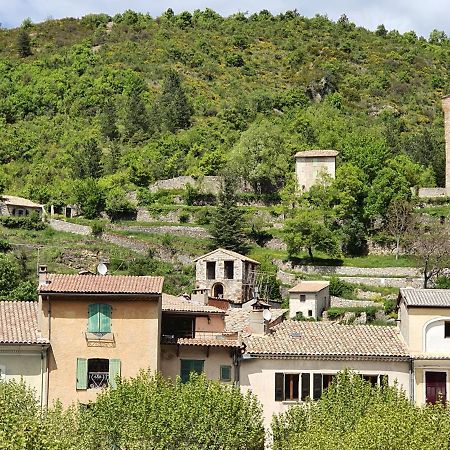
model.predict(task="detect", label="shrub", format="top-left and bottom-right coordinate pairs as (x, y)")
top-left (0, 238), bottom-right (11, 252)
top-left (0, 214), bottom-right (46, 231)
top-left (329, 276), bottom-right (354, 298)
top-left (91, 221), bottom-right (104, 236)
top-left (195, 208), bottom-right (212, 225)
top-left (179, 211), bottom-right (190, 223)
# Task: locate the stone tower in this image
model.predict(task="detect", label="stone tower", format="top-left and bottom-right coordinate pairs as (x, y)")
top-left (443, 95), bottom-right (450, 193)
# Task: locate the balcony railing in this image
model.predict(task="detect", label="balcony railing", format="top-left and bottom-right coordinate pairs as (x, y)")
top-left (88, 371), bottom-right (109, 389)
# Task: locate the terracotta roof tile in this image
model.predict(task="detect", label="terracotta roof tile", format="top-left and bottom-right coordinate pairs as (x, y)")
top-left (245, 320), bottom-right (408, 359)
top-left (193, 248), bottom-right (260, 264)
top-left (289, 281), bottom-right (330, 293)
top-left (0, 301), bottom-right (48, 344)
top-left (162, 294), bottom-right (225, 314)
top-left (225, 308), bottom-right (288, 333)
top-left (39, 274), bottom-right (164, 295)
top-left (1, 195), bottom-right (43, 208)
top-left (294, 150), bottom-right (339, 158)
top-left (176, 337), bottom-right (242, 348)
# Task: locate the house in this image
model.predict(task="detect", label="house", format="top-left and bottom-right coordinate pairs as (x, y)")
top-left (160, 294), bottom-right (242, 383)
top-left (288, 281), bottom-right (330, 320)
top-left (0, 195), bottom-right (45, 217)
top-left (38, 268), bottom-right (164, 406)
top-left (295, 150), bottom-right (338, 192)
top-left (194, 248), bottom-right (260, 304)
top-left (240, 320), bottom-right (410, 426)
top-left (0, 301), bottom-right (49, 407)
top-left (397, 288), bottom-right (450, 404)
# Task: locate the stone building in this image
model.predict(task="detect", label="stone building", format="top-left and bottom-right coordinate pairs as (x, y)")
top-left (194, 248), bottom-right (259, 304)
top-left (0, 195), bottom-right (45, 217)
top-left (288, 280), bottom-right (330, 320)
top-left (295, 150), bottom-right (338, 192)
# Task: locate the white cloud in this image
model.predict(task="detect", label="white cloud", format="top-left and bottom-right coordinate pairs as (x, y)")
top-left (0, 0), bottom-right (449, 37)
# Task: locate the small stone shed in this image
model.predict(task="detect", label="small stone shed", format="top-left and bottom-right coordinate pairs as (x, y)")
top-left (0, 195), bottom-right (45, 217)
top-left (288, 280), bottom-right (330, 320)
top-left (295, 150), bottom-right (338, 192)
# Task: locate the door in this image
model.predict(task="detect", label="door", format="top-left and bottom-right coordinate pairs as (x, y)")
top-left (426, 371), bottom-right (447, 404)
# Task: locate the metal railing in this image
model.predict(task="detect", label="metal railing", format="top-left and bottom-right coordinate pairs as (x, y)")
top-left (88, 372), bottom-right (109, 389)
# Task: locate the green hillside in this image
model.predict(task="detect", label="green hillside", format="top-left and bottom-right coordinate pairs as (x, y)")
top-left (0, 9), bottom-right (449, 207)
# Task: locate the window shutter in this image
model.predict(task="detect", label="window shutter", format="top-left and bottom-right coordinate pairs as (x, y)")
top-left (108, 359), bottom-right (121, 389)
top-left (275, 373), bottom-right (284, 401)
top-left (193, 360), bottom-right (204, 374)
top-left (180, 360), bottom-right (191, 383)
top-left (76, 358), bottom-right (87, 390)
top-left (88, 304), bottom-right (99, 332)
top-left (99, 304), bottom-right (112, 333)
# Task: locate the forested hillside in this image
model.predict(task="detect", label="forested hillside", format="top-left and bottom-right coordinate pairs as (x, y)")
top-left (0, 9), bottom-right (449, 207)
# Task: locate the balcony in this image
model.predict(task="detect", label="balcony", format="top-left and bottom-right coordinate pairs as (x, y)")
top-left (88, 371), bottom-right (109, 389)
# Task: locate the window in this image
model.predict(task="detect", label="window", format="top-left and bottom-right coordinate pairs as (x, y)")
top-left (301, 373), bottom-right (310, 401)
top-left (300, 294), bottom-right (306, 302)
top-left (220, 365), bottom-right (232, 382)
top-left (308, 310), bottom-right (313, 317)
top-left (88, 304), bottom-right (111, 333)
top-left (162, 315), bottom-right (195, 339)
top-left (212, 283), bottom-right (224, 298)
top-left (76, 358), bottom-right (121, 390)
top-left (275, 373), bottom-right (335, 402)
top-left (224, 261), bottom-right (234, 279)
top-left (180, 359), bottom-right (204, 383)
top-left (284, 374), bottom-right (299, 401)
top-left (206, 261), bottom-right (216, 280)
top-left (445, 322), bottom-right (450, 338)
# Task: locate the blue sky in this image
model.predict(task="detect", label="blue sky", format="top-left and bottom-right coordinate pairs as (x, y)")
top-left (0, 1), bottom-right (448, 37)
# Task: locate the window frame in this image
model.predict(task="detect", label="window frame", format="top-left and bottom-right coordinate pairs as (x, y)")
top-left (206, 261), bottom-right (216, 280)
top-left (88, 303), bottom-right (112, 334)
top-left (445, 321), bottom-right (450, 338)
top-left (224, 261), bottom-right (234, 280)
top-left (180, 359), bottom-right (204, 383)
top-left (220, 365), bottom-right (232, 382)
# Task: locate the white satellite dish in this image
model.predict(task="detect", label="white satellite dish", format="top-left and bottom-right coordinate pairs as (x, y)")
top-left (263, 309), bottom-right (272, 322)
top-left (97, 262), bottom-right (108, 275)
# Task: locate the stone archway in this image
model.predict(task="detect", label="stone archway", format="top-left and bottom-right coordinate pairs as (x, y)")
top-left (212, 283), bottom-right (224, 299)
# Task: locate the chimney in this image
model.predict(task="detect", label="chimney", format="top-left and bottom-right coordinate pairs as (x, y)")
top-left (38, 265), bottom-right (48, 286)
top-left (249, 309), bottom-right (266, 335)
top-left (442, 95), bottom-right (450, 192)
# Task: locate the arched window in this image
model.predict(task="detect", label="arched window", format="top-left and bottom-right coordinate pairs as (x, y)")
top-left (212, 283), bottom-right (224, 298)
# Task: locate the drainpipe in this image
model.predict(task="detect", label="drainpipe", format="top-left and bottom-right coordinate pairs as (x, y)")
top-left (46, 297), bottom-right (51, 409)
top-left (409, 358), bottom-right (415, 403)
top-left (40, 345), bottom-right (45, 410)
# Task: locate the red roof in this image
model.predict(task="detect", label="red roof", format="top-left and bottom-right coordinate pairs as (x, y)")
top-left (39, 274), bottom-right (164, 295)
top-left (177, 337), bottom-right (242, 348)
top-left (0, 301), bottom-right (48, 345)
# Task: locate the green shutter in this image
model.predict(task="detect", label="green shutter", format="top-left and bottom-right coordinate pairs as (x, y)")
top-left (109, 359), bottom-right (121, 389)
top-left (76, 358), bottom-right (87, 390)
top-left (180, 360), bottom-right (191, 383)
top-left (193, 360), bottom-right (204, 374)
top-left (220, 365), bottom-right (231, 382)
top-left (88, 304), bottom-right (99, 332)
top-left (99, 304), bottom-right (112, 333)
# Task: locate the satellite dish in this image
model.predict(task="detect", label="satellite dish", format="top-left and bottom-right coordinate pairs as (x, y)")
top-left (263, 309), bottom-right (272, 322)
top-left (97, 263), bottom-right (108, 275)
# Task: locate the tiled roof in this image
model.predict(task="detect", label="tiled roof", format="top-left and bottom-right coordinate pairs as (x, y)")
top-left (162, 294), bottom-right (225, 314)
top-left (399, 288), bottom-right (450, 308)
top-left (225, 308), bottom-right (288, 333)
top-left (0, 301), bottom-right (48, 344)
top-left (245, 321), bottom-right (409, 359)
top-left (193, 248), bottom-right (260, 264)
top-left (1, 195), bottom-right (43, 208)
top-left (289, 281), bottom-right (330, 293)
top-left (294, 150), bottom-right (339, 158)
top-left (176, 337), bottom-right (242, 348)
top-left (39, 274), bottom-right (164, 295)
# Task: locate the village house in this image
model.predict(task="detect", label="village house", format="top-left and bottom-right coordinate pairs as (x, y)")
top-left (194, 248), bottom-right (259, 304)
top-left (0, 301), bottom-right (49, 407)
top-left (38, 268), bottom-right (164, 406)
top-left (0, 195), bottom-right (45, 217)
top-left (288, 280), bottom-right (330, 320)
top-left (295, 150), bottom-right (338, 192)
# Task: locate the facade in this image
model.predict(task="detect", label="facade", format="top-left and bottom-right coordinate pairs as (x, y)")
top-left (160, 294), bottom-right (241, 383)
top-left (295, 150), bottom-right (338, 192)
top-left (288, 281), bottom-right (330, 320)
top-left (194, 248), bottom-right (259, 304)
top-left (240, 320), bottom-right (410, 426)
top-left (38, 271), bottom-right (163, 406)
top-left (0, 301), bottom-right (49, 406)
top-left (0, 195), bottom-right (45, 217)
top-left (398, 288), bottom-right (450, 404)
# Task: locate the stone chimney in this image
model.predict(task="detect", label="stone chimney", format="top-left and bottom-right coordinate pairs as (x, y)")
top-left (442, 95), bottom-right (450, 192)
top-left (249, 309), bottom-right (266, 335)
top-left (38, 264), bottom-right (48, 286)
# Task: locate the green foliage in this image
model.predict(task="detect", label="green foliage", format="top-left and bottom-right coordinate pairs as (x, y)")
top-left (16, 29), bottom-right (31, 57)
top-left (179, 211), bottom-right (190, 223)
top-left (73, 178), bottom-right (105, 219)
top-left (0, 214), bottom-right (46, 231)
top-left (329, 276), bottom-right (354, 298)
top-left (91, 221), bottom-right (104, 236)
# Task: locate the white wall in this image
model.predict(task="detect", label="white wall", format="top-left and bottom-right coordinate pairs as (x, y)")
top-left (424, 318), bottom-right (450, 353)
top-left (295, 157), bottom-right (336, 192)
top-left (289, 288), bottom-right (329, 320)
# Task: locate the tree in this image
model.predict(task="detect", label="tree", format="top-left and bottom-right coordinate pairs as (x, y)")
top-left (74, 138), bottom-right (103, 179)
top-left (152, 70), bottom-right (193, 132)
top-left (406, 220), bottom-right (450, 288)
top-left (386, 199), bottom-right (414, 260)
top-left (73, 178), bottom-right (105, 219)
top-left (123, 89), bottom-right (149, 139)
top-left (210, 177), bottom-right (248, 254)
top-left (99, 101), bottom-right (119, 141)
top-left (16, 29), bottom-right (31, 57)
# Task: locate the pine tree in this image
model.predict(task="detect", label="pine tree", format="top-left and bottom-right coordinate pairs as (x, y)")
top-left (17, 29), bottom-right (31, 57)
top-left (100, 101), bottom-right (119, 141)
top-left (123, 90), bottom-right (149, 139)
top-left (152, 70), bottom-right (193, 132)
top-left (210, 177), bottom-right (248, 254)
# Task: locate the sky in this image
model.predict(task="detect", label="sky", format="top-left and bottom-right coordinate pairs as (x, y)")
top-left (0, 0), bottom-right (449, 38)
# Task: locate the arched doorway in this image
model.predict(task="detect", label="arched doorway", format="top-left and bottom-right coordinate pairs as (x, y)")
top-left (212, 283), bottom-right (224, 299)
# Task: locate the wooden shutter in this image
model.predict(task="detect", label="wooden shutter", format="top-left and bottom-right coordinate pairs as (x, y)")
top-left (99, 304), bottom-right (112, 333)
top-left (220, 365), bottom-right (231, 381)
top-left (193, 360), bottom-right (204, 374)
top-left (275, 373), bottom-right (284, 401)
top-left (76, 358), bottom-right (88, 390)
top-left (88, 304), bottom-right (99, 332)
top-left (108, 359), bottom-right (121, 389)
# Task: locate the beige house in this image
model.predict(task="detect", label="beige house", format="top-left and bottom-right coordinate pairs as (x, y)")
top-left (0, 301), bottom-right (49, 406)
top-left (240, 320), bottom-right (410, 426)
top-left (38, 271), bottom-right (164, 406)
top-left (295, 150), bottom-right (338, 192)
top-left (0, 195), bottom-right (45, 217)
top-left (194, 248), bottom-right (259, 304)
top-left (398, 288), bottom-right (450, 405)
top-left (288, 281), bottom-right (330, 320)
top-left (160, 294), bottom-right (241, 383)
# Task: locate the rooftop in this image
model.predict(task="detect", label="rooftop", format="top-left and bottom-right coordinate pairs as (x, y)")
top-left (1, 195), bottom-right (43, 208)
top-left (0, 301), bottom-right (48, 345)
top-left (176, 337), bottom-right (242, 348)
top-left (39, 274), bottom-right (164, 295)
top-left (162, 293), bottom-right (225, 314)
top-left (245, 320), bottom-right (409, 359)
top-left (225, 308), bottom-right (287, 333)
top-left (289, 281), bottom-right (330, 293)
top-left (194, 248), bottom-right (260, 264)
top-left (399, 288), bottom-right (450, 308)
top-left (294, 150), bottom-right (339, 158)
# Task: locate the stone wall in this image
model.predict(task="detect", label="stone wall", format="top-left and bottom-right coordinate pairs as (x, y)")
top-left (49, 219), bottom-right (91, 236)
top-left (418, 187), bottom-right (447, 198)
top-left (110, 224), bottom-right (211, 239)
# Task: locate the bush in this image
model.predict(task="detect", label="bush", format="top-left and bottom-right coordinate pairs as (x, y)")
top-left (179, 211), bottom-right (190, 223)
top-left (0, 238), bottom-right (11, 252)
top-left (329, 276), bottom-right (354, 298)
top-left (0, 214), bottom-right (46, 231)
top-left (195, 208), bottom-right (213, 225)
top-left (91, 221), bottom-right (104, 236)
